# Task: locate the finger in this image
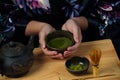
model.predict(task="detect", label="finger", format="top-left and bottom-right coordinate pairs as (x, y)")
top-left (51, 53), bottom-right (64, 59)
top-left (63, 51), bottom-right (71, 57)
top-left (63, 50), bottom-right (78, 57)
top-left (73, 28), bottom-right (81, 43)
top-left (42, 48), bottom-right (58, 56)
top-left (67, 42), bottom-right (80, 51)
top-left (39, 32), bottom-right (46, 48)
top-left (62, 24), bottom-right (68, 30)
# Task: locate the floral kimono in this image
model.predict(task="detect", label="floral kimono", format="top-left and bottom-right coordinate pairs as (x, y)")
top-left (13, 0), bottom-right (91, 28)
top-left (0, 0), bottom-right (92, 45)
top-left (1, 0), bottom-right (120, 45)
top-left (87, 0), bottom-right (120, 39)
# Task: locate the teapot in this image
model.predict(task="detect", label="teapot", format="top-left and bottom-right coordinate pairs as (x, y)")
top-left (0, 35), bottom-right (34, 78)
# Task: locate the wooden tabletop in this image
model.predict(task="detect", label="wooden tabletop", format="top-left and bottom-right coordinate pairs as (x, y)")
top-left (0, 39), bottom-right (120, 80)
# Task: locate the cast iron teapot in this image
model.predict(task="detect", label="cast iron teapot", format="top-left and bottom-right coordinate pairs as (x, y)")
top-left (0, 35), bottom-right (34, 78)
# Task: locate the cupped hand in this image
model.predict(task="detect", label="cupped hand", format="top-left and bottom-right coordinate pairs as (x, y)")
top-left (39, 23), bottom-right (64, 59)
top-left (62, 19), bottom-right (82, 57)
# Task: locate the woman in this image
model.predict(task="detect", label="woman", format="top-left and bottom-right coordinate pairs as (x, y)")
top-left (0, 0), bottom-right (97, 59)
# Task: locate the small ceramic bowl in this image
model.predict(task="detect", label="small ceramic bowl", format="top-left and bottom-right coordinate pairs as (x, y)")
top-left (45, 30), bottom-right (75, 53)
top-left (65, 56), bottom-right (89, 75)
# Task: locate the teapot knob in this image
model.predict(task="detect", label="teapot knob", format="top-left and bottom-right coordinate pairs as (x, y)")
top-left (9, 41), bottom-right (16, 47)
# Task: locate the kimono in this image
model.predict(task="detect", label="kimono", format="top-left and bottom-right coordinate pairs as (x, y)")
top-left (87, 0), bottom-right (120, 39)
top-left (0, 0), bottom-right (94, 45)
top-left (1, 0), bottom-right (120, 46)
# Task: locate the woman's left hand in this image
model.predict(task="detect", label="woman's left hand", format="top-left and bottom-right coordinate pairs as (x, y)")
top-left (62, 18), bottom-right (82, 58)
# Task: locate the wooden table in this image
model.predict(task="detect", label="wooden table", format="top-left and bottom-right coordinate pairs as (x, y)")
top-left (0, 39), bottom-right (120, 80)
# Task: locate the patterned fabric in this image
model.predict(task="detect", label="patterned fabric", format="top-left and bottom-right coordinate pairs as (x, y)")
top-left (0, 3), bottom-right (16, 43)
top-left (1, 0), bottom-right (120, 43)
top-left (0, 0), bottom-right (90, 45)
top-left (88, 0), bottom-right (120, 38)
top-left (15, 0), bottom-right (51, 15)
top-left (62, 0), bottom-right (83, 18)
top-left (15, 0), bottom-right (86, 18)
top-left (0, 2), bottom-right (17, 31)
top-left (97, 0), bottom-right (120, 36)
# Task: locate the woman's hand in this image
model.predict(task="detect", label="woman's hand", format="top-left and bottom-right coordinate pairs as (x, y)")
top-left (62, 18), bottom-right (82, 57)
top-left (39, 23), bottom-right (64, 59)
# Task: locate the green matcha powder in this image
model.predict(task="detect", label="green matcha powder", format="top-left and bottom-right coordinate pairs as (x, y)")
top-left (48, 37), bottom-right (72, 49)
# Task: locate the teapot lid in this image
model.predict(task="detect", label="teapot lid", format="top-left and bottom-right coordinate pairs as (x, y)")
top-left (0, 41), bottom-right (25, 57)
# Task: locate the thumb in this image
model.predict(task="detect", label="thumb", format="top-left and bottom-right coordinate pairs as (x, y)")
top-left (39, 33), bottom-right (46, 48)
top-left (73, 31), bottom-right (79, 43)
top-left (73, 31), bottom-right (82, 43)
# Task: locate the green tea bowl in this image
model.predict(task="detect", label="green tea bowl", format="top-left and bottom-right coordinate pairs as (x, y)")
top-left (45, 30), bottom-right (75, 53)
top-left (65, 56), bottom-right (89, 75)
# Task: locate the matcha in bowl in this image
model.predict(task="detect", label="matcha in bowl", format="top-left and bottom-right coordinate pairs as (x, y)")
top-left (65, 56), bottom-right (90, 75)
top-left (45, 30), bottom-right (75, 53)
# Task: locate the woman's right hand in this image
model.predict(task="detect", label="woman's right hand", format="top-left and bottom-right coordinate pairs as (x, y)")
top-left (39, 23), bottom-right (64, 59)
top-left (26, 21), bottom-right (64, 59)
